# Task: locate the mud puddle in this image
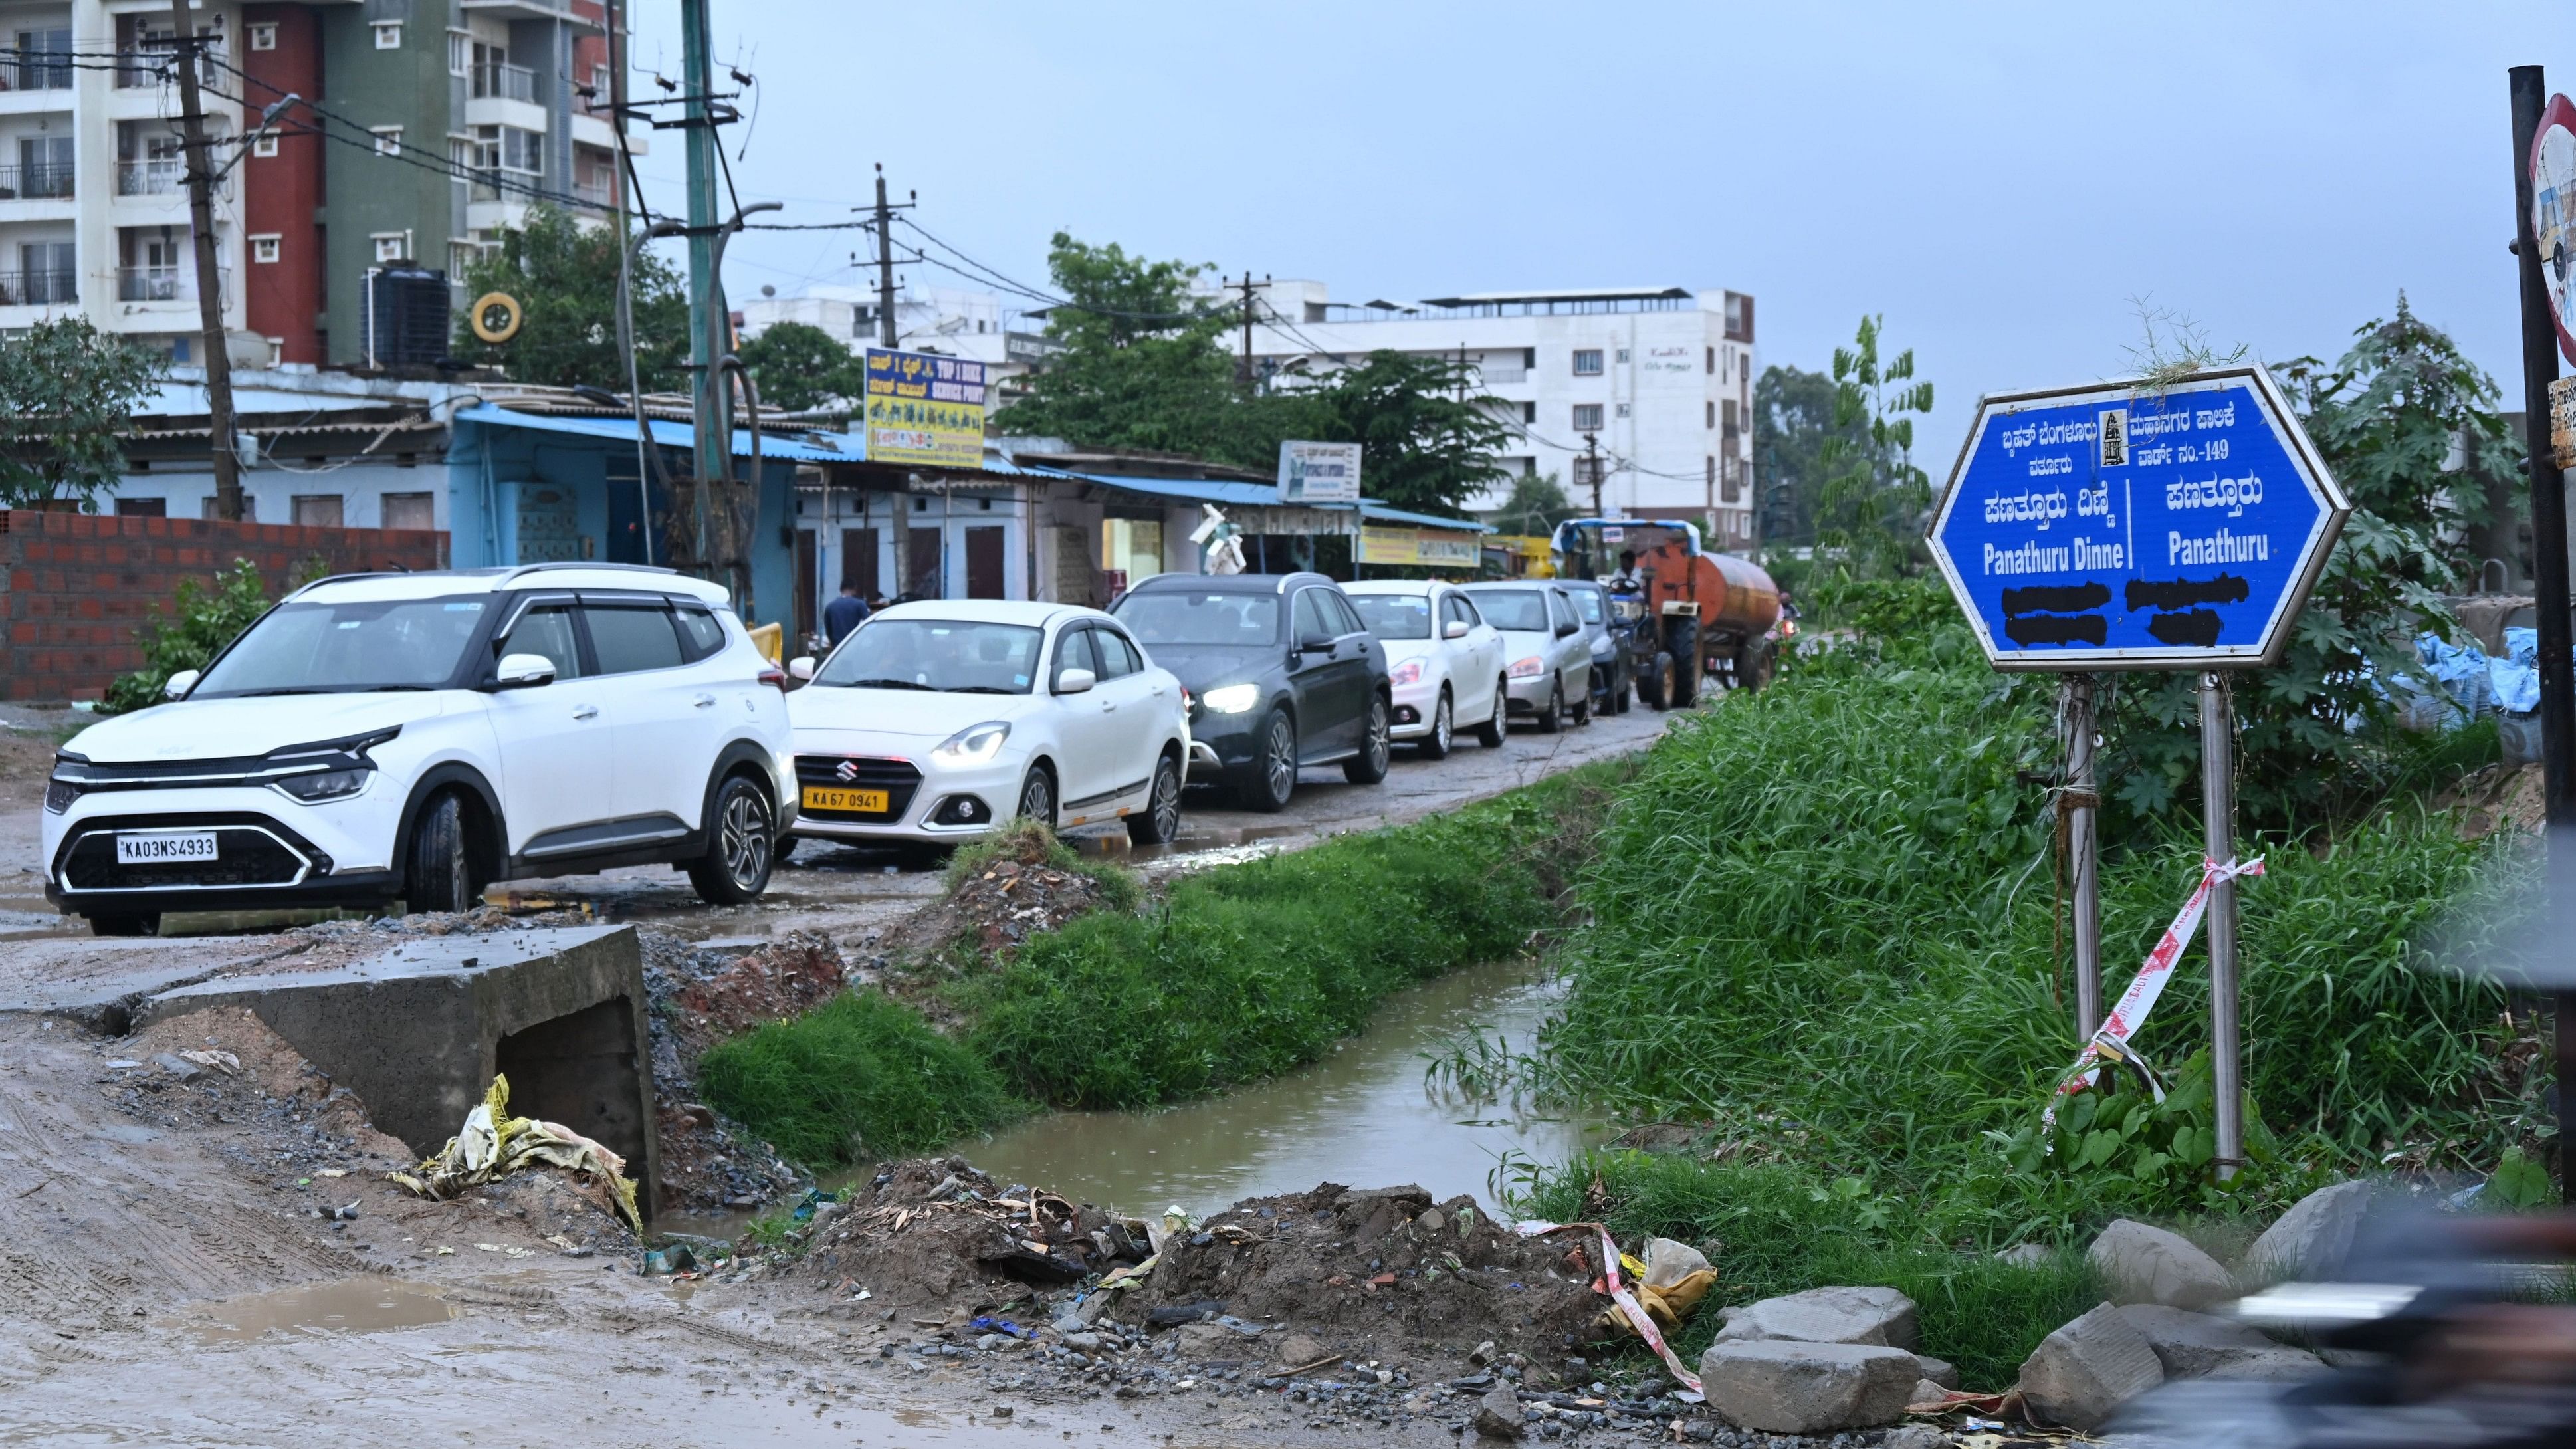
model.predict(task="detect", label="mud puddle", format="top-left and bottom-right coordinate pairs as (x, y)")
top-left (170, 1278), bottom-right (457, 1342)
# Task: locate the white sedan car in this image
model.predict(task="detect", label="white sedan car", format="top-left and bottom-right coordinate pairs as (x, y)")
top-left (785, 601), bottom-right (1190, 847)
top-left (1342, 580), bottom-right (1507, 757)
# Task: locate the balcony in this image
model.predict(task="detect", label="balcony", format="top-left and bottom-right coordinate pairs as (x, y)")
top-left (0, 269), bottom-right (76, 306)
top-left (116, 158), bottom-right (183, 196)
top-left (571, 177), bottom-right (612, 209)
top-left (117, 265), bottom-right (225, 303)
top-left (114, 46), bottom-right (222, 90)
top-left (1, 61), bottom-right (73, 94)
top-left (468, 167), bottom-right (542, 204)
top-left (1473, 362), bottom-right (1528, 386)
top-left (0, 163), bottom-right (72, 199)
top-left (471, 62), bottom-right (538, 104)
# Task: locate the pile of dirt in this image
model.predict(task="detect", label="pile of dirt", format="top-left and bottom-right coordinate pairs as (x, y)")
top-left (791, 1156), bottom-right (1154, 1313)
top-left (2438, 760), bottom-right (2547, 841)
top-left (656, 930), bottom-right (849, 1061)
top-left (641, 929), bottom-right (849, 1214)
top-left (1130, 1182), bottom-right (1605, 1375)
top-left (879, 826), bottom-right (1127, 966)
top-left (117, 1005), bottom-right (413, 1165)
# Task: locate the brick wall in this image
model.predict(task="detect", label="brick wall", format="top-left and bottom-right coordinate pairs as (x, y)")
top-left (0, 510), bottom-right (449, 702)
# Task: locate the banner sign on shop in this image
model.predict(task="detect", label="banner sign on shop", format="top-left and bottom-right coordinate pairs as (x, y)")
top-left (1360, 524), bottom-right (1482, 569)
top-left (862, 348), bottom-right (987, 469)
top-left (1925, 366), bottom-right (2350, 671)
top-left (1277, 440), bottom-right (1362, 504)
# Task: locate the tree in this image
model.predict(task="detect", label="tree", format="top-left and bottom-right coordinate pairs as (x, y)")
top-left (452, 205), bottom-right (689, 391)
top-left (992, 234), bottom-right (1239, 455)
top-left (2103, 295), bottom-right (2513, 828)
top-left (0, 318), bottom-right (166, 511)
top-left (1810, 316), bottom-right (1935, 581)
top-left (1753, 363), bottom-right (1861, 548)
top-left (738, 321), bottom-right (863, 413)
top-left (1297, 351), bottom-right (1513, 516)
top-left (1493, 471), bottom-right (1578, 537)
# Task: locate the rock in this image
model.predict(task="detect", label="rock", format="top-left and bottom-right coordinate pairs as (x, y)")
top-left (2087, 1219), bottom-right (2237, 1310)
top-left (2111, 1305), bottom-right (2327, 1381)
top-left (1271, 1332), bottom-right (1328, 1368)
top-left (1909, 1377), bottom-right (1949, 1407)
top-left (1416, 1207), bottom-right (1446, 1234)
top-left (1699, 1340), bottom-right (1919, 1433)
top-left (1713, 1286), bottom-right (1920, 1351)
top-left (1883, 1426), bottom-right (1951, 1449)
top-left (1051, 1312), bottom-right (1087, 1335)
top-left (1467, 1339), bottom-right (1499, 1367)
top-left (151, 1052), bottom-right (203, 1082)
top-left (1913, 1353), bottom-right (1957, 1389)
top-left (1993, 1242), bottom-right (2056, 1268)
top-left (1146, 1299), bottom-right (1224, 1327)
top-left (1174, 1323), bottom-right (1235, 1359)
top-left (2244, 1180), bottom-right (2374, 1284)
top-left (1472, 1385), bottom-right (1525, 1438)
top-left (2018, 1303), bottom-right (2166, 1431)
top-left (1064, 1331), bottom-right (1103, 1351)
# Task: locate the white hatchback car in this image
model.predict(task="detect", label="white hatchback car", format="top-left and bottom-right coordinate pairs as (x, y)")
top-left (1459, 582), bottom-right (1596, 733)
top-left (41, 564), bottom-right (797, 937)
top-left (1342, 580), bottom-right (1507, 757)
top-left (784, 601), bottom-right (1191, 847)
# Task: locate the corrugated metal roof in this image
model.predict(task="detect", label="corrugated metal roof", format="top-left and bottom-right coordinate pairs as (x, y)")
top-left (1360, 503), bottom-right (1493, 534)
top-left (1029, 467), bottom-right (1491, 533)
top-left (453, 403), bottom-right (864, 465)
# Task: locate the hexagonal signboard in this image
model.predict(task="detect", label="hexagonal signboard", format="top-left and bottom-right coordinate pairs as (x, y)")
top-left (1926, 366), bottom-right (2351, 671)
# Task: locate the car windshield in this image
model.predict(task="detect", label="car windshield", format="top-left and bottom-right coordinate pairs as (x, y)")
top-left (1113, 591), bottom-right (1281, 647)
top-left (1470, 590), bottom-right (1551, 632)
top-left (1349, 594), bottom-right (1433, 641)
top-left (1569, 589), bottom-right (1603, 624)
top-left (192, 597), bottom-right (490, 696)
top-left (813, 619), bottom-right (1042, 694)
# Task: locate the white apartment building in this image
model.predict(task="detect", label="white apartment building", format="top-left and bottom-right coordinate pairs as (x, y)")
top-left (0, 1), bottom-right (247, 360)
top-left (1237, 281), bottom-right (1759, 545)
top-left (736, 282), bottom-right (1055, 402)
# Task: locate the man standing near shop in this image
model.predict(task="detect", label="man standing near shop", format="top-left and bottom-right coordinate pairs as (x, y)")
top-left (823, 581), bottom-right (869, 645)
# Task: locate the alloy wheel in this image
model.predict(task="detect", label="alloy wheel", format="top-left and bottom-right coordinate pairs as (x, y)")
top-left (1151, 762), bottom-right (1180, 839)
top-left (1264, 719), bottom-right (1297, 802)
top-left (1433, 695), bottom-right (1452, 752)
top-left (720, 788), bottom-right (772, 890)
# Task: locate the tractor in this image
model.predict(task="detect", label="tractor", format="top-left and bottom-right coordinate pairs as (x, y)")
top-left (1549, 518), bottom-right (1783, 707)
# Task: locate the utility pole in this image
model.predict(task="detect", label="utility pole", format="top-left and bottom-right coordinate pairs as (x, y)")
top-left (1234, 273), bottom-right (1265, 391)
top-left (679, 0), bottom-right (727, 580)
top-left (872, 165), bottom-right (902, 348)
top-left (1582, 432), bottom-right (1604, 516)
top-left (168, 0), bottom-right (241, 522)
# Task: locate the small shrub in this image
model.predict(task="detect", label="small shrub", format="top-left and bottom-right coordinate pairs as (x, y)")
top-left (104, 556), bottom-right (324, 714)
top-left (697, 991), bottom-right (1023, 1167)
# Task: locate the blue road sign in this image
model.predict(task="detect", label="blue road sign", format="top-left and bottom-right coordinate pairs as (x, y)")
top-left (1926, 367), bottom-right (2350, 671)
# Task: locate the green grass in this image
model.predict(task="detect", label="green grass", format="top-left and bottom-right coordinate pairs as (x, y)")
top-left (1534, 648), bottom-right (2522, 1245)
top-left (1521, 1152), bottom-right (2099, 1391)
top-left (696, 991), bottom-right (1025, 1167)
top-left (697, 759), bottom-right (1633, 1166)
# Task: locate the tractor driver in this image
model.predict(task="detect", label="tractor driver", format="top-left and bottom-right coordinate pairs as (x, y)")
top-left (1606, 549), bottom-right (1644, 593)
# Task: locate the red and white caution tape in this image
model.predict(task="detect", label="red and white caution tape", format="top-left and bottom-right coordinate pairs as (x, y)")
top-left (2042, 855), bottom-right (2263, 1133)
top-left (1523, 1223), bottom-right (1704, 1397)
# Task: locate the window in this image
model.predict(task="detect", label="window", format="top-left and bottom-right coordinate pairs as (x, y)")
top-left (248, 22), bottom-right (277, 51)
top-left (590, 62), bottom-right (611, 98)
top-left (1291, 588), bottom-right (1333, 643)
top-left (1520, 401), bottom-right (1536, 424)
top-left (1111, 591), bottom-right (1279, 647)
top-left (502, 604), bottom-right (586, 678)
top-left (1442, 594), bottom-right (1480, 631)
top-left (382, 492), bottom-right (435, 532)
top-left (374, 21), bottom-right (403, 50)
top-left (372, 234), bottom-right (407, 263)
top-left (1614, 403), bottom-right (1632, 419)
top-left (1721, 457), bottom-right (1742, 504)
top-left (1723, 399), bottom-right (1740, 434)
top-left (1706, 346), bottom-right (1715, 375)
top-left (1051, 626), bottom-right (1098, 687)
top-left (14, 28), bottom-right (72, 90)
top-left (250, 235), bottom-right (280, 264)
top-left (448, 31), bottom-right (470, 76)
top-left (584, 604), bottom-right (685, 675)
top-left (1615, 348), bottom-right (1630, 364)
top-left (116, 497), bottom-right (166, 517)
top-left (1707, 456), bottom-right (1717, 492)
top-left (449, 241), bottom-right (481, 279)
top-left (1572, 348), bottom-right (1603, 377)
top-left (1572, 403), bottom-right (1604, 432)
top-left (474, 124), bottom-right (545, 175)
top-left (1549, 592), bottom-right (1577, 632)
top-left (673, 606), bottom-right (727, 663)
top-left (1706, 401), bottom-right (1716, 429)
top-left (291, 494), bottom-right (344, 528)
top-left (1093, 629), bottom-right (1143, 679)
top-left (252, 132), bottom-right (279, 158)
top-left (1322, 591), bottom-right (1366, 637)
top-left (372, 126), bottom-right (403, 156)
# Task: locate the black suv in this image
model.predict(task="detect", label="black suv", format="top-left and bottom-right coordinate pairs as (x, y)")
top-left (1111, 572), bottom-right (1392, 811)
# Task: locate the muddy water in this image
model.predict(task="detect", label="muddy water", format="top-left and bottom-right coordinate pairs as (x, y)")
top-left (170, 1278), bottom-right (457, 1342)
top-left (961, 958), bottom-right (1605, 1218)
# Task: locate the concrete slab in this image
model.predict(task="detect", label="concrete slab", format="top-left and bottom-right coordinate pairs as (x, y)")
top-left (0, 934), bottom-right (284, 1028)
top-left (135, 924), bottom-right (661, 1224)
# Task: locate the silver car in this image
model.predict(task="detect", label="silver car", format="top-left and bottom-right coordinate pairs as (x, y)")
top-left (1459, 582), bottom-right (1594, 733)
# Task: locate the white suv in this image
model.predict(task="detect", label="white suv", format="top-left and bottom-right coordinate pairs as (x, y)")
top-left (41, 564), bottom-right (796, 937)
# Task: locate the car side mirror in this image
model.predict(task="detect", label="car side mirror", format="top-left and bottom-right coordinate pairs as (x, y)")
top-left (788, 655), bottom-right (817, 681)
top-left (1442, 620), bottom-right (1469, 640)
top-left (494, 653), bottom-right (558, 689)
top-left (1055, 667), bottom-right (1096, 695)
top-left (1296, 632), bottom-right (1335, 654)
top-left (1556, 621), bottom-right (1579, 638)
top-left (162, 669), bottom-right (200, 700)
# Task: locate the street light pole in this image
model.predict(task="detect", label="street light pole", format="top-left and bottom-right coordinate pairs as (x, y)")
top-left (167, 0), bottom-right (241, 521)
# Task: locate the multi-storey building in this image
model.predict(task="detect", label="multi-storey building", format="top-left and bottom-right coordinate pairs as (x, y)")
top-left (0, 0), bottom-right (630, 372)
top-left (736, 282), bottom-right (1055, 404)
top-left (1235, 280), bottom-right (1759, 546)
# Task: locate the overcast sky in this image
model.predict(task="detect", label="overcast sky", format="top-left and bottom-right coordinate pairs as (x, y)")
top-left (629, 1), bottom-right (2572, 453)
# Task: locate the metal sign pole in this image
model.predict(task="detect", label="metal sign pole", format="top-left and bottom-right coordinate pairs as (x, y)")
top-left (2063, 674), bottom-right (2103, 1040)
top-left (2199, 671), bottom-right (2244, 1181)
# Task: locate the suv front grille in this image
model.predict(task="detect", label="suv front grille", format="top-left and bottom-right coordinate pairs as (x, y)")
top-left (60, 822), bottom-right (315, 892)
top-left (794, 755), bottom-right (922, 823)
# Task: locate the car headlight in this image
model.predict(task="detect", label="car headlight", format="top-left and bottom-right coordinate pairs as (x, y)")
top-left (43, 775), bottom-right (80, 813)
top-left (276, 767), bottom-right (372, 802)
top-left (932, 721), bottom-right (1012, 764)
top-left (1200, 683), bottom-right (1261, 713)
top-left (1388, 659), bottom-right (1422, 687)
top-left (1508, 656), bottom-right (1545, 679)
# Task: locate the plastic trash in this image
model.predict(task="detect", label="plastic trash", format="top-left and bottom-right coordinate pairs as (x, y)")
top-left (968, 1315), bottom-right (1034, 1340)
top-left (2506, 626), bottom-right (2539, 666)
top-left (388, 1073), bottom-right (641, 1231)
top-left (641, 1244), bottom-right (698, 1276)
